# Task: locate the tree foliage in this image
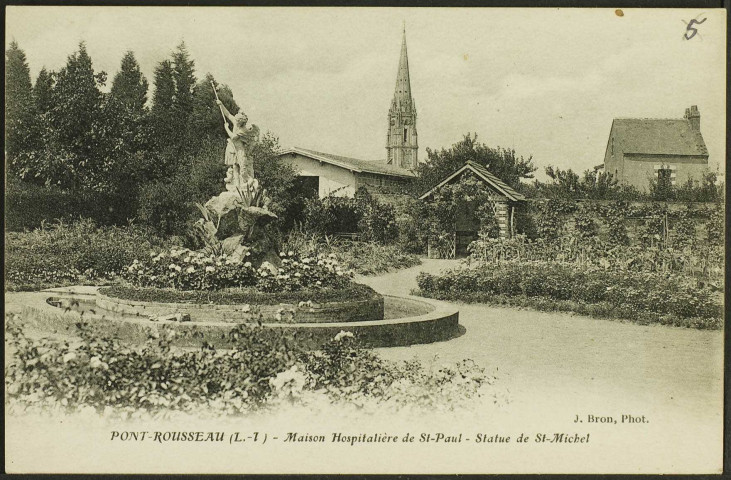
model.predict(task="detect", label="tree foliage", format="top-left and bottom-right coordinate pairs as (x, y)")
top-left (110, 51), bottom-right (148, 113)
top-left (414, 133), bottom-right (536, 194)
top-left (33, 67), bottom-right (55, 115)
top-left (531, 165), bottom-right (722, 203)
top-left (5, 40), bottom-right (38, 159)
top-left (171, 42), bottom-right (196, 135)
top-left (190, 73), bottom-right (239, 142)
top-left (537, 165), bottom-right (624, 200)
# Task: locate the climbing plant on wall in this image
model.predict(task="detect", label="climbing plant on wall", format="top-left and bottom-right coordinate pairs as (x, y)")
top-left (424, 174), bottom-right (502, 240)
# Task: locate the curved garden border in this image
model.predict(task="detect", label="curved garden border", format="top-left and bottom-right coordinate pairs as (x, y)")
top-left (95, 288), bottom-right (384, 324)
top-left (7, 287), bottom-right (461, 349)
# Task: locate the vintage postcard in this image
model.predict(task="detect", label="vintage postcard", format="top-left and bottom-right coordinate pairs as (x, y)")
top-left (4, 6), bottom-right (726, 474)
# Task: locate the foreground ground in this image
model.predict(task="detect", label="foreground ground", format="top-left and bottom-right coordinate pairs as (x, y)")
top-left (4, 258), bottom-right (724, 473)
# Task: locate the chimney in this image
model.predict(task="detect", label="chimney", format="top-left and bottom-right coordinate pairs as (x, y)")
top-left (685, 105), bottom-right (700, 131)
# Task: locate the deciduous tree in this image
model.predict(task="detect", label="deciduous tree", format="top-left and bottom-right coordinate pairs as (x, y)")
top-left (415, 133), bottom-right (535, 194)
top-left (190, 73), bottom-right (239, 142)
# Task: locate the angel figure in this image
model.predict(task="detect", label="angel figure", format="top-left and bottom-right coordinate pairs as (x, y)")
top-left (216, 99), bottom-right (258, 186)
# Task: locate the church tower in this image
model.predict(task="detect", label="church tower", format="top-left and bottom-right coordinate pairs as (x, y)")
top-left (386, 25), bottom-right (418, 169)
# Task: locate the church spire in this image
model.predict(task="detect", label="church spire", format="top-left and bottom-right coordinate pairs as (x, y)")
top-left (393, 22), bottom-right (412, 109)
top-left (386, 23), bottom-right (418, 169)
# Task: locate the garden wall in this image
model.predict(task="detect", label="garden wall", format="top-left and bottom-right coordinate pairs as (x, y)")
top-left (521, 199), bottom-right (721, 245)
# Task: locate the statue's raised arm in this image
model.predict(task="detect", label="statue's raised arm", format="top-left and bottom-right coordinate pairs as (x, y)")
top-left (216, 99), bottom-right (236, 125)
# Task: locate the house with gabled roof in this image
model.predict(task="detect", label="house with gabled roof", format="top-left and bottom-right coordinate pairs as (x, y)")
top-left (419, 161), bottom-right (526, 257)
top-left (601, 105), bottom-right (710, 191)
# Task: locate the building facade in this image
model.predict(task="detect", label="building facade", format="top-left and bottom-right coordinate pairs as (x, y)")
top-left (385, 26), bottom-right (418, 170)
top-left (602, 105), bottom-right (709, 191)
top-left (278, 147), bottom-right (415, 198)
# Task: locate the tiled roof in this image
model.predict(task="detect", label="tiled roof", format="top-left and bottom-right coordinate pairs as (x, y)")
top-left (466, 161), bottom-right (526, 201)
top-left (419, 161), bottom-right (526, 202)
top-left (612, 118), bottom-right (708, 156)
top-left (279, 147), bottom-right (416, 178)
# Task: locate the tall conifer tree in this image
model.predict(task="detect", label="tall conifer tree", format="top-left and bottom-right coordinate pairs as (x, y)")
top-left (110, 51), bottom-right (149, 113)
top-left (5, 40), bottom-right (37, 159)
top-left (33, 67), bottom-right (55, 115)
top-left (172, 42), bottom-right (196, 127)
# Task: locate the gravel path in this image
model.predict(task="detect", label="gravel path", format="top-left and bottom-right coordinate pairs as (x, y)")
top-left (358, 259), bottom-right (724, 426)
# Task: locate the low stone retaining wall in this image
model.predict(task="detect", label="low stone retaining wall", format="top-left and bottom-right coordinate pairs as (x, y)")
top-left (95, 290), bottom-right (384, 324)
top-left (8, 290), bottom-right (460, 349)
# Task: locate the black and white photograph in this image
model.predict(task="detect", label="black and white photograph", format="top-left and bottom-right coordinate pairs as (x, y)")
top-left (4, 6), bottom-right (726, 474)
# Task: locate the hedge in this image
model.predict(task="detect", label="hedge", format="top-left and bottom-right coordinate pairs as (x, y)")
top-left (5, 181), bottom-right (137, 231)
top-left (415, 262), bottom-right (722, 329)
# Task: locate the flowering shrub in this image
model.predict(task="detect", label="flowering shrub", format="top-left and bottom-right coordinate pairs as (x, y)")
top-left (5, 319), bottom-right (299, 417)
top-left (102, 282), bottom-right (377, 305)
top-left (122, 248), bottom-right (355, 292)
top-left (257, 251), bottom-right (354, 292)
top-left (299, 333), bottom-right (491, 411)
top-left (122, 248), bottom-right (258, 290)
top-left (416, 262), bottom-right (722, 328)
top-left (5, 316), bottom-right (492, 417)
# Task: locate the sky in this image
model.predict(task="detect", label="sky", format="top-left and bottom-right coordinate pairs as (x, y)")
top-left (6, 7), bottom-right (727, 181)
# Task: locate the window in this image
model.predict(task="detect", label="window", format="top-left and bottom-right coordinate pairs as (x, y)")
top-left (657, 167), bottom-right (671, 181)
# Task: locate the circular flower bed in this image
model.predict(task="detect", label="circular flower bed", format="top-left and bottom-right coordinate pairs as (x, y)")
top-left (112, 248), bottom-right (383, 324)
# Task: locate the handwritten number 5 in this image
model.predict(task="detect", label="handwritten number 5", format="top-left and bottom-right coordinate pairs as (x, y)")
top-left (684, 16), bottom-right (707, 40)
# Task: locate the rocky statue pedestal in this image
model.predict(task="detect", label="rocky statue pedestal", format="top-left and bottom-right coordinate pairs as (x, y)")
top-left (195, 174), bottom-right (281, 272)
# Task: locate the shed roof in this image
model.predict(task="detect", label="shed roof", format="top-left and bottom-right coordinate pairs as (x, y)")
top-left (419, 161), bottom-right (526, 202)
top-left (611, 118), bottom-right (708, 156)
top-left (279, 147), bottom-right (416, 178)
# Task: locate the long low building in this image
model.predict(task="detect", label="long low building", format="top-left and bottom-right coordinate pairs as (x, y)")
top-left (277, 147), bottom-right (416, 198)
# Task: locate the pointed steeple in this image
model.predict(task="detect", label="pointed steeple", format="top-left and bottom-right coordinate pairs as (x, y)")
top-left (386, 23), bottom-right (418, 169)
top-left (393, 22), bottom-right (413, 109)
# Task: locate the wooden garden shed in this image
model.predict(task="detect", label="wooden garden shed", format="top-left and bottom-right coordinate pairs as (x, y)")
top-left (419, 161), bottom-right (526, 258)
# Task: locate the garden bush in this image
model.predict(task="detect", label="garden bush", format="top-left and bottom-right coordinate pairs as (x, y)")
top-left (415, 262), bottom-right (722, 329)
top-left (282, 231), bottom-right (421, 276)
top-left (5, 180), bottom-right (138, 231)
top-left (136, 175), bottom-right (197, 237)
top-left (5, 315), bottom-right (491, 418)
top-left (5, 219), bottom-right (171, 291)
top-left (301, 187), bottom-right (398, 244)
top-left (468, 231), bottom-right (722, 280)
